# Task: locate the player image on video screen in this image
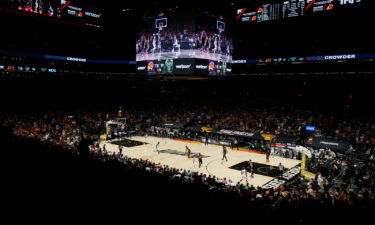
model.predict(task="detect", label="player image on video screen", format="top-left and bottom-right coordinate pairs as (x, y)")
top-left (195, 10), bottom-right (233, 63)
top-left (136, 9), bottom-right (233, 63)
top-left (15, 0), bottom-right (64, 17)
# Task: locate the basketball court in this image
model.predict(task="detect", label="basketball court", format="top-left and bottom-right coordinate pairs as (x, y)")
top-left (100, 136), bottom-right (301, 187)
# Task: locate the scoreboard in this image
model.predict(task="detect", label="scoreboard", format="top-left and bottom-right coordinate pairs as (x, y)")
top-left (237, 0), bottom-right (362, 23)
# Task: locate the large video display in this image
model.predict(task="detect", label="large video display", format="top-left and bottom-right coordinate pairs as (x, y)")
top-left (236, 0), bottom-right (363, 23)
top-left (136, 9), bottom-right (233, 76)
top-left (232, 0), bottom-right (372, 60)
top-left (5, 0), bottom-right (102, 27)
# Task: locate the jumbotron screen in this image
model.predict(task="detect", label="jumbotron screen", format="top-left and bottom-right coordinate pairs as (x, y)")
top-left (3, 0), bottom-right (103, 28)
top-left (136, 9), bottom-right (233, 76)
top-left (236, 0), bottom-right (363, 23)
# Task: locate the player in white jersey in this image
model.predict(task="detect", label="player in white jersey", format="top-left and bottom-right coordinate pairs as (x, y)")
top-left (240, 167), bottom-right (247, 183)
top-left (172, 35), bottom-right (180, 53)
top-left (157, 36), bottom-right (162, 54)
top-left (192, 155), bottom-right (196, 168)
top-left (151, 36), bottom-right (156, 54)
top-left (156, 141), bottom-right (160, 154)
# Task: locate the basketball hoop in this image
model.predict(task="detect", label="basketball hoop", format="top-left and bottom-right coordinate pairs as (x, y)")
top-left (217, 21), bottom-right (225, 34)
top-left (155, 18), bottom-right (168, 32)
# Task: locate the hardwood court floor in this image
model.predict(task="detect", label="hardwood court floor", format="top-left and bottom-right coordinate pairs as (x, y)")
top-left (101, 136), bottom-right (301, 187)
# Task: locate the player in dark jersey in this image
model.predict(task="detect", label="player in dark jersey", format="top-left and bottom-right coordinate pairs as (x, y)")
top-left (205, 136), bottom-right (209, 146)
top-left (119, 145), bottom-right (123, 155)
top-left (197, 153), bottom-right (203, 168)
top-left (185, 145), bottom-right (191, 158)
top-left (266, 148), bottom-right (270, 162)
top-left (248, 159), bottom-right (254, 178)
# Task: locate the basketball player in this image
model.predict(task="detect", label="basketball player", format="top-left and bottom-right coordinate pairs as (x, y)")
top-left (222, 145), bottom-right (228, 161)
top-left (217, 35), bottom-right (221, 55)
top-left (197, 153), bottom-right (203, 168)
top-left (151, 36), bottom-right (157, 54)
top-left (240, 167), bottom-right (247, 183)
top-left (200, 30), bottom-right (207, 52)
top-left (136, 40), bottom-right (141, 54)
top-left (141, 35), bottom-right (147, 54)
top-left (234, 138), bottom-right (239, 150)
top-left (32, 0), bottom-right (42, 13)
top-left (156, 141), bottom-right (160, 154)
top-left (145, 37), bottom-right (150, 54)
top-left (157, 35), bottom-right (162, 54)
top-left (266, 148), bottom-right (270, 162)
top-left (202, 34), bottom-right (208, 52)
top-left (213, 36), bottom-right (219, 54)
top-left (207, 36), bottom-right (212, 52)
top-left (270, 145), bottom-right (275, 156)
top-left (278, 162), bottom-right (284, 179)
top-left (119, 145), bottom-right (123, 155)
top-left (226, 40), bottom-right (230, 57)
top-left (185, 145), bottom-right (191, 158)
top-left (248, 159), bottom-right (254, 178)
top-left (172, 35), bottom-right (180, 53)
